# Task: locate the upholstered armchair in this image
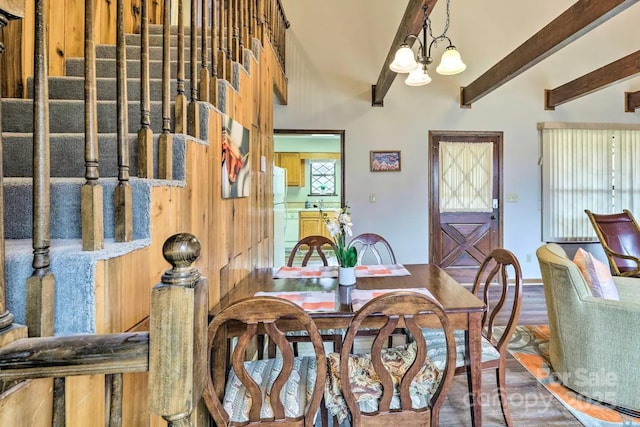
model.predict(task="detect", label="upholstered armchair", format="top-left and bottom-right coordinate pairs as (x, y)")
top-left (536, 243), bottom-right (640, 412)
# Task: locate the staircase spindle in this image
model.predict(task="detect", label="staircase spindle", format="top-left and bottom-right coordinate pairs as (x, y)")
top-left (199, 0), bottom-right (210, 104)
top-left (115, 0), bottom-right (133, 243)
top-left (209, 0), bottom-right (219, 107)
top-left (158, 0), bottom-right (173, 180)
top-left (218, 0), bottom-right (228, 81)
top-left (226, 0), bottom-right (233, 76)
top-left (231, 0), bottom-right (239, 63)
top-left (137, 0), bottom-right (154, 179)
top-left (238, 0), bottom-right (245, 61)
top-left (174, 0), bottom-right (188, 134)
top-left (82, 0), bottom-right (105, 251)
top-left (257, 0), bottom-right (265, 42)
top-left (27, 0), bottom-right (55, 338)
top-left (107, 373), bottom-right (123, 426)
top-left (187, 0), bottom-right (200, 137)
top-left (52, 377), bottom-right (65, 426)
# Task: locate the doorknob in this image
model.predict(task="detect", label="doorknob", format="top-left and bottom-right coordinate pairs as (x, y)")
top-left (491, 215), bottom-right (496, 220)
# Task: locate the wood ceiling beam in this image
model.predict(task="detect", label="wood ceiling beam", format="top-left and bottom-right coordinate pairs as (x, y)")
top-left (625, 90), bottom-right (640, 112)
top-left (371, 0), bottom-right (438, 107)
top-left (545, 50), bottom-right (640, 109)
top-left (460, 0), bottom-right (640, 108)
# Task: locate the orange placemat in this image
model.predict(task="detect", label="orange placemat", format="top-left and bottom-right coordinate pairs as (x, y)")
top-left (273, 264), bottom-right (411, 279)
top-left (254, 290), bottom-right (336, 312)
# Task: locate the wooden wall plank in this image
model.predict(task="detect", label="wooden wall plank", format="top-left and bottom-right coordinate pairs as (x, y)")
top-left (46, 0), bottom-right (67, 75)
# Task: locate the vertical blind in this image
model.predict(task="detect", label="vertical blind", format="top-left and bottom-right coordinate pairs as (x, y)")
top-left (540, 123), bottom-right (640, 242)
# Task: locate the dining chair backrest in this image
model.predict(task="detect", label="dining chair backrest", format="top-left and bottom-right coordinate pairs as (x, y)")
top-left (287, 235), bottom-right (337, 266)
top-left (348, 233), bottom-right (397, 265)
top-left (203, 296), bottom-right (327, 427)
top-left (585, 209), bottom-right (640, 277)
top-left (333, 291), bottom-right (455, 426)
top-left (472, 248), bottom-right (523, 363)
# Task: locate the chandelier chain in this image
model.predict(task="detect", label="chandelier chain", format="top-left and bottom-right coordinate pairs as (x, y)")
top-left (426, 0), bottom-right (451, 49)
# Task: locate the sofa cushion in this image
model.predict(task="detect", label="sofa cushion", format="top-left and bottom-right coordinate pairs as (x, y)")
top-left (573, 248), bottom-right (620, 300)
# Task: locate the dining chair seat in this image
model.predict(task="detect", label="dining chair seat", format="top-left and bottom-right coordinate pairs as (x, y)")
top-left (285, 328), bottom-right (343, 337)
top-left (223, 356), bottom-right (320, 423)
top-left (419, 329), bottom-right (501, 370)
top-left (324, 341), bottom-right (442, 424)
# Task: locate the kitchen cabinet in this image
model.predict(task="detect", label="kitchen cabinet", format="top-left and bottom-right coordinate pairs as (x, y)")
top-left (299, 210), bottom-right (336, 240)
top-left (275, 153), bottom-right (304, 186)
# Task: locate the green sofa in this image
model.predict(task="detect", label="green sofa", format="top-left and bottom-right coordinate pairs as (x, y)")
top-left (536, 243), bottom-right (640, 412)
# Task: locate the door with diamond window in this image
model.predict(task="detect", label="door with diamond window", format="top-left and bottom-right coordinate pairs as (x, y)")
top-left (429, 131), bottom-right (503, 282)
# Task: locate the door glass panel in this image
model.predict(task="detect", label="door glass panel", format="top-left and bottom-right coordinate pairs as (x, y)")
top-left (439, 141), bottom-right (493, 213)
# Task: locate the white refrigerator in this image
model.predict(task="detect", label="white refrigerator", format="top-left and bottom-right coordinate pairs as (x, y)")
top-left (273, 166), bottom-right (287, 267)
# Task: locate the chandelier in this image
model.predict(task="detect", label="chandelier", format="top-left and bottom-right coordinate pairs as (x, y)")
top-left (389, 0), bottom-right (466, 86)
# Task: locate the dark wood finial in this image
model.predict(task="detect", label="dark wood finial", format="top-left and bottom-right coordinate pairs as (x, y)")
top-left (161, 233), bottom-right (201, 287)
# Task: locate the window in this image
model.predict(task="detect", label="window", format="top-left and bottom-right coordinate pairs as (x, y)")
top-left (309, 160), bottom-right (336, 196)
top-left (540, 122), bottom-right (640, 242)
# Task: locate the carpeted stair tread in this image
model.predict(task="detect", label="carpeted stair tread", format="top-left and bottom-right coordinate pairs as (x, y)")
top-left (3, 131), bottom-right (189, 178)
top-left (96, 44), bottom-right (201, 61)
top-left (2, 98), bottom-right (168, 133)
top-left (27, 76), bottom-right (192, 101)
top-left (126, 33), bottom-right (205, 48)
top-left (5, 237), bottom-right (152, 335)
top-left (4, 177), bottom-right (156, 240)
top-left (5, 132), bottom-right (147, 178)
top-left (65, 57), bottom-right (194, 79)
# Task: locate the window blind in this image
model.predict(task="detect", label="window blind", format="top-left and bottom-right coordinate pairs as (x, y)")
top-left (540, 123), bottom-right (640, 242)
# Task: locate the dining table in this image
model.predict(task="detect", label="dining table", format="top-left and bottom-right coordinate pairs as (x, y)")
top-left (209, 263), bottom-right (486, 427)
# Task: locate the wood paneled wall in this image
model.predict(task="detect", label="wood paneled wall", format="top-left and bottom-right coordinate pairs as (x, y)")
top-left (0, 2), bottom-right (281, 425)
top-left (0, 0), bottom-right (163, 98)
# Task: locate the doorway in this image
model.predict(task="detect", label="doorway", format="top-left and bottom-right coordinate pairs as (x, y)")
top-left (429, 130), bottom-right (503, 282)
top-left (273, 129), bottom-right (345, 264)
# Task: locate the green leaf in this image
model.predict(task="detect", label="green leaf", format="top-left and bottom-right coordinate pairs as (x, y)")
top-left (344, 246), bottom-right (357, 268)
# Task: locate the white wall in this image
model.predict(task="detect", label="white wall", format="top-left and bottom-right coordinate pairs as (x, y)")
top-left (273, 0), bottom-right (640, 278)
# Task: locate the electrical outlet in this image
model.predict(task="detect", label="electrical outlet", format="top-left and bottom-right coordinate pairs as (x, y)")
top-left (506, 193), bottom-right (520, 202)
top-left (369, 193), bottom-right (376, 203)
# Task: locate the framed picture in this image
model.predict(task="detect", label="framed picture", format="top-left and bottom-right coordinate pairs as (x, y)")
top-left (370, 150), bottom-right (401, 172)
top-left (221, 114), bottom-right (251, 198)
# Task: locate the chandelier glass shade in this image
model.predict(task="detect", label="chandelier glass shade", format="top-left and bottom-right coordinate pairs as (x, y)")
top-left (389, 0), bottom-right (465, 86)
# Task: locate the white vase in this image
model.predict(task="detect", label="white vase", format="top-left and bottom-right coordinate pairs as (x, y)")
top-left (338, 266), bottom-right (356, 286)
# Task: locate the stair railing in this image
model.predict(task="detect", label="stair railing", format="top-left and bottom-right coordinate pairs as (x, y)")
top-left (0, 233), bottom-right (207, 426)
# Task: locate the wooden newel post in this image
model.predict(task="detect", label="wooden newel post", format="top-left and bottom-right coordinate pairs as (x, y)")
top-left (149, 234), bottom-right (208, 426)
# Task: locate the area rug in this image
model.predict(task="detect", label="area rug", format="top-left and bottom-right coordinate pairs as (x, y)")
top-left (508, 325), bottom-right (640, 426)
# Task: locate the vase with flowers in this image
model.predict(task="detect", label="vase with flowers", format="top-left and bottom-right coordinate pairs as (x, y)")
top-left (322, 204), bottom-right (357, 285)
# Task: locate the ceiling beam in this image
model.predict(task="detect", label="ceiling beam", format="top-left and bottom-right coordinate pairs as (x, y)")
top-left (545, 50), bottom-right (640, 109)
top-left (459, 0), bottom-right (640, 108)
top-left (371, 0), bottom-right (438, 107)
top-left (625, 90), bottom-right (640, 112)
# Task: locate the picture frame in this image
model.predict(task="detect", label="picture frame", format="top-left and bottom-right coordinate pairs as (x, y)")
top-left (370, 150), bottom-right (401, 172)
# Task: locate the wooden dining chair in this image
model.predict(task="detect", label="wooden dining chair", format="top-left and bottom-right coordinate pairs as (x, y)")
top-left (203, 296), bottom-right (327, 427)
top-left (324, 291), bottom-right (456, 426)
top-left (267, 235), bottom-right (342, 360)
top-left (288, 235), bottom-right (338, 267)
top-left (420, 248), bottom-right (523, 427)
top-left (348, 232), bottom-right (397, 265)
top-left (585, 209), bottom-right (640, 277)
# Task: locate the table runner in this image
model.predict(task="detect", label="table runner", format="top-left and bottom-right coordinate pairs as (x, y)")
top-left (273, 264), bottom-right (411, 279)
top-left (254, 290), bottom-right (336, 312)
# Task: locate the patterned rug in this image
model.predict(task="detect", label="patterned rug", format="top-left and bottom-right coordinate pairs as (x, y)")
top-left (508, 325), bottom-right (640, 426)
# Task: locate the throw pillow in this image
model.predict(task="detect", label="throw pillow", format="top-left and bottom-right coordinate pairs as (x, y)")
top-left (573, 248), bottom-right (620, 300)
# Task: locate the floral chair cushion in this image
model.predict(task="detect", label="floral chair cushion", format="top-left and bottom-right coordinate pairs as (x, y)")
top-left (222, 356), bottom-right (318, 423)
top-left (324, 341), bottom-right (442, 424)
top-left (421, 329), bottom-right (500, 370)
top-left (285, 328), bottom-right (343, 337)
